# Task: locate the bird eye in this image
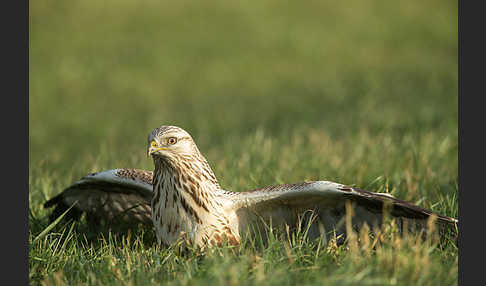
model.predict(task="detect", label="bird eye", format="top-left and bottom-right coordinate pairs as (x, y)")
top-left (167, 137), bottom-right (177, 145)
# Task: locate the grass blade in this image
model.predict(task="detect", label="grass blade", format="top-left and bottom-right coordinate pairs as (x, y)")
top-left (33, 201), bottom-right (78, 243)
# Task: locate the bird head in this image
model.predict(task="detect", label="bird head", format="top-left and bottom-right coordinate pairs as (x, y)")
top-left (147, 125), bottom-right (198, 160)
top-left (148, 125), bottom-right (221, 190)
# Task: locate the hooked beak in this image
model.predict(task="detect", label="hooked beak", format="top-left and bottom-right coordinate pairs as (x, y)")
top-left (147, 145), bottom-right (168, 157)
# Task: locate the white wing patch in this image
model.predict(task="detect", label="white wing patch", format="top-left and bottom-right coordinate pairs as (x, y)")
top-left (231, 181), bottom-right (353, 208)
top-left (77, 169), bottom-right (154, 193)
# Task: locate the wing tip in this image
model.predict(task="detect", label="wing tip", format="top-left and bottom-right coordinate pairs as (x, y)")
top-left (43, 192), bottom-right (64, 208)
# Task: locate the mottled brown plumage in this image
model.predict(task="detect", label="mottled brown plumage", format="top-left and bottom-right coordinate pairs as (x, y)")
top-left (45, 125), bottom-right (458, 248)
top-left (147, 126), bottom-right (239, 246)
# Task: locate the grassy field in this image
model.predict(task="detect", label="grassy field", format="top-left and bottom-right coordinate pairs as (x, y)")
top-left (29, 0), bottom-right (458, 285)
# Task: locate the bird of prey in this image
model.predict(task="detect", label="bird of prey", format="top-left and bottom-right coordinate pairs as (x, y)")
top-left (44, 125), bottom-right (458, 247)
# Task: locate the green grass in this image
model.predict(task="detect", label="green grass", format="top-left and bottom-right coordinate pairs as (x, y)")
top-left (29, 0), bottom-right (458, 285)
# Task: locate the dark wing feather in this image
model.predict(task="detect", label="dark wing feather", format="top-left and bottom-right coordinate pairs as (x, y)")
top-left (231, 181), bottom-right (457, 241)
top-left (44, 169), bottom-right (154, 226)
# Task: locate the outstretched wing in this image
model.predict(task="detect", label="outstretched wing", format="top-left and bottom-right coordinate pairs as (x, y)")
top-left (44, 169), bottom-right (154, 226)
top-left (230, 181), bottom-right (457, 241)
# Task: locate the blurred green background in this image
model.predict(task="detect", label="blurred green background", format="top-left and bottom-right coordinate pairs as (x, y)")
top-left (30, 0), bottom-right (457, 199)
